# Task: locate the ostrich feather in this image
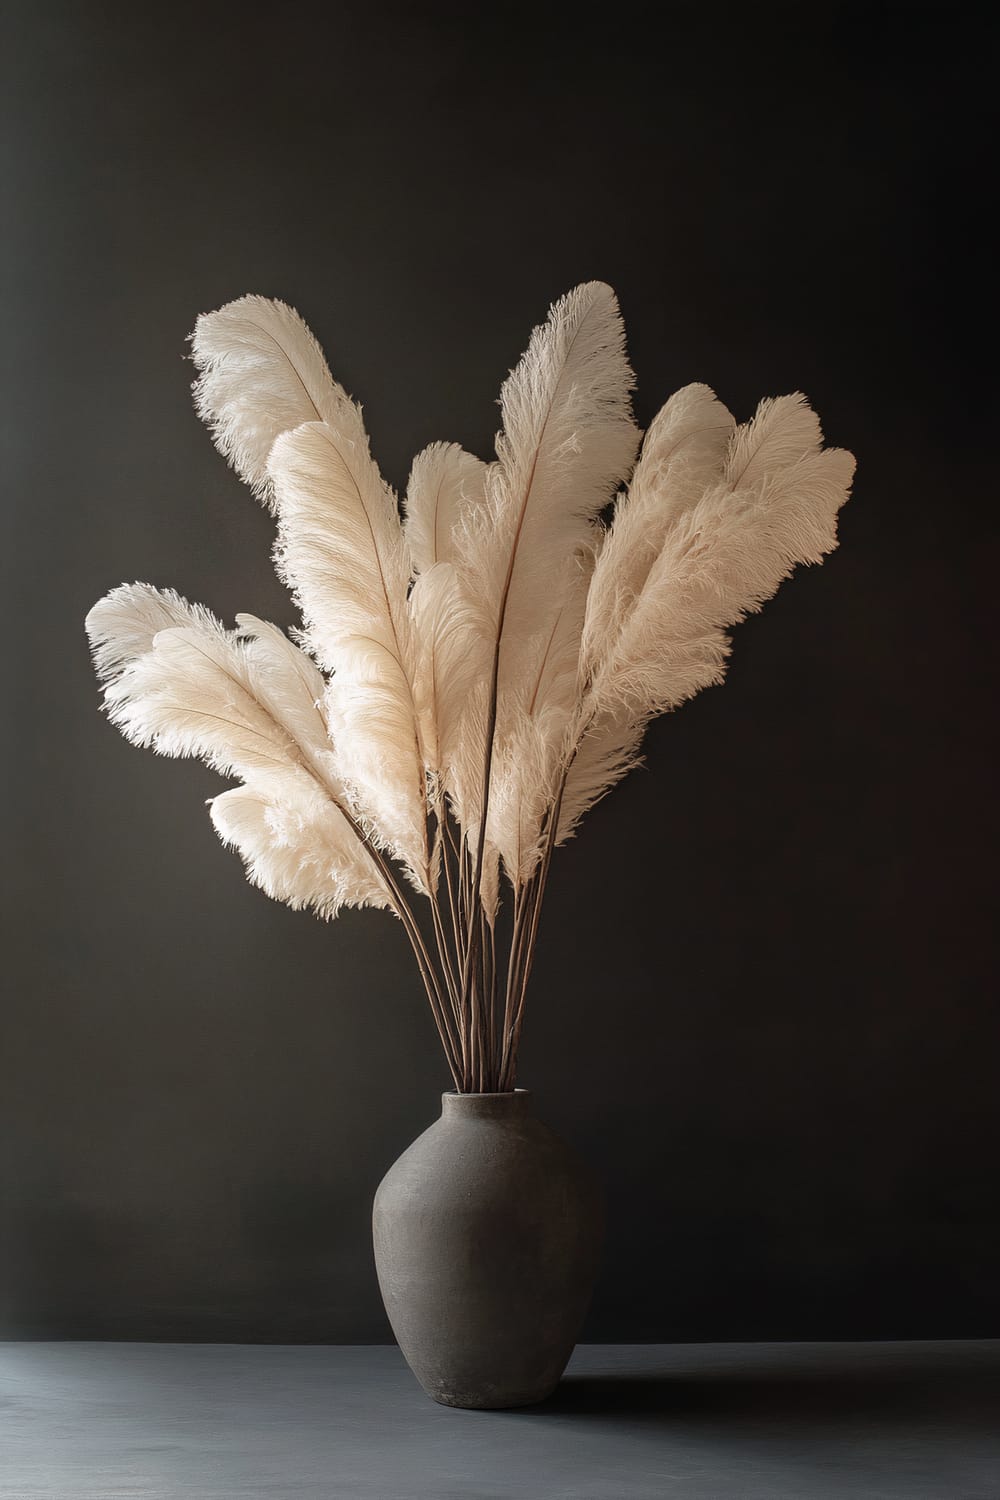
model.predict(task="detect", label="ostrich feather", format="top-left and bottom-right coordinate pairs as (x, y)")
top-left (86, 582), bottom-right (226, 685)
top-left (191, 295), bottom-right (363, 510)
top-left (588, 435), bottom-right (856, 721)
top-left (87, 590), bottom-right (388, 915)
top-left (268, 419), bottom-right (428, 886)
top-left (100, 624), bottom-right (315, 781)
top-left (556, 709), bottom-right (646, 845)
top-left (448, 282), bottom-right (638, 885)
top-left (210, 782), bottom-right (391, 920)
top-left (234, 614), bottom-right (331, 763)
top-left (404, 442), bottom-right (489, 573)
top-left (454, 282), bottom-right (639, 689)
top-left (409, 562), bottom-right (489, 786)
top-left (488, 554), bottom-right (593, 884)
top-left (582, 383), bottom-right (735, 671)
top-left (725, 392), bottom-right (821, 488)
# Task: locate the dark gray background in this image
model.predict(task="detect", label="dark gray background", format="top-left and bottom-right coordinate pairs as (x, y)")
top-left (3, 1), bottom-right (996, 1342)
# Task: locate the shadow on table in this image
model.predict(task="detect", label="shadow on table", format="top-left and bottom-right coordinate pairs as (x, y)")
top-left (514, 1351), bottom-right (1000, 1436)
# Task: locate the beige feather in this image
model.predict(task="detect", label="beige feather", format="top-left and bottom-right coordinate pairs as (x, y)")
top-left (190, 295), bottom-right (363, 510)
top-left (234, 613), bottom-right (331, 764)
top-left (268, 419), bottom-right (428, 887)
top-left (87, 590), bottom-right (388, 917)
top-left (86, 582), bottom-right (227, 685)
top-left (404, 442), bottom-right (489, 573)
top-left (454, 281), bottom-right (639, 692)
top-left (488, 553), bottom-right (593, 884)
top-left (450, 281), bottom-right (638, 885)
top-left (409, 562), bottom-right (490, 787)
top-left (582, 383), bottom-right (735, 671)
top-left (725, 392), bottom-right (822, 489)
top-left (556, 709), bottom-right (646, 845)
top-left (588, 434), bottom-right (855, 721)
top-left (210, 781), bottom-right (391, 920)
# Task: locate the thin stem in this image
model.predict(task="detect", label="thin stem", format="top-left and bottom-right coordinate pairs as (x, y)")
top-left (500, 756), bottom-right (574, 1090)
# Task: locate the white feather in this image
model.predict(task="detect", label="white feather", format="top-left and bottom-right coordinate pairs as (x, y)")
top-left (101, 625), bottom-right (308, 781)
top-left (190, 295), bottom-right (363, 510)
top-left (725, 392), bottom-right (822, 489)
top-left (210, 781), bottom-right (390, 920)
top-left (268, 419), bottom-right (428, 887)
top-left (88, 590), bottom-right (391, 917)
top-left (488, 553), bottom-right (593, 884)
top-left (404, 442), bottom-right (488, 573)
top-left (234, 614), bottom-right (331, 763)
top-left (582, 383), bottom-right (735, 671)
top-left (454, 281), bottom-right (639, 693)
top-left (409, 562), bottom-right (490, 786)
top-left (588, 424), bottom-right (855, 721)
top-left (556, 710), bottom-right (646, 845)
top-left (448, 282), bottom-right (638, 885)
top-left (85, 582), bottom-right (227, 685)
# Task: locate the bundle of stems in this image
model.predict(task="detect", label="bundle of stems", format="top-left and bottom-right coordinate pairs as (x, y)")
top-left (86, 284), bottom-right (854, 1092)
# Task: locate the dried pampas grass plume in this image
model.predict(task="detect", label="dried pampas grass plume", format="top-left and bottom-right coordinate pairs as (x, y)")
top-left (88, 284), bottom-right (854, 1091)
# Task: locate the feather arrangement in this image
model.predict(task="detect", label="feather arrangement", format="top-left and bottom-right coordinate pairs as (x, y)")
top-left (87, 285), bottom-right (854, 1091)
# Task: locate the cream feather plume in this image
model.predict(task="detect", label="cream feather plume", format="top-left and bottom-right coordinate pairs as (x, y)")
top-left (210, 782), bottom-right (391, 920)
top-left (582, 383), bottom-right (735, 670)
top-left (86, 588), bottom-right (388, 916)
top-left (583, 396), bottom-right (854, 724)
top-left (561, 394), bottom-right (852, 839)
top-left (86, 582), bottom-right (227, 684)
top-left (191, 295), bottom-right (361, 510)
top-left (488, 553), bottom-right (593, 884)
top-left (267, 419), bottom-right (429, 887)
top-left (404, 442), bottom-right (489, 573)
top-left (556, 710), bottom-right (646, 846)
top-left (409, 562), bottom-right (489, 787)
top-left (450, 282), bottom-right (639, 883)
top-left (233, 613), bottom-right (332, 764)
top-left (455, 282), bottom-right (639, 674)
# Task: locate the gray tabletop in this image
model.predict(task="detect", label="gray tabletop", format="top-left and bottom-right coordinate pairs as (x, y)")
top-left (2, 1340), bottom-right (998, 1499)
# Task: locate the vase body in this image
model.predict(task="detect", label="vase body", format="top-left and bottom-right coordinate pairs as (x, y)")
top-left (372, 1089), bottom-right (603, 1409)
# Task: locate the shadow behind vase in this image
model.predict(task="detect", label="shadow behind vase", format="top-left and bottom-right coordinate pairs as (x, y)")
top-left (372, 1089), bottom-right (603, 1409)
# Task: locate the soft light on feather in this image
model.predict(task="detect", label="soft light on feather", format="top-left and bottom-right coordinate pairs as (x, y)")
top-left (268, 419), bottom-right (429, 888)
top-left (191, 296), bottom-right (364, 510)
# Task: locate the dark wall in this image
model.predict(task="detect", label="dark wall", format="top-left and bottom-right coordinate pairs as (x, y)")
top-left (3, 0), bottom-right (996, 1342)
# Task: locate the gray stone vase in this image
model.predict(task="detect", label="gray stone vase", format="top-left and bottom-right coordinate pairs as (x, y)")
top-left (372, 1089), bottom-right (603, 1409)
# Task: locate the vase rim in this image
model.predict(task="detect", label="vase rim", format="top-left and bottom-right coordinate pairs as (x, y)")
top-left (444, 1088), bottom-right (531, 1098)
top-left (440, 1088), bottom-right (532, 1116)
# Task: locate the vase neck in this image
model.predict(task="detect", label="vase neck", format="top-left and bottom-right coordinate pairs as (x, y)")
top-left (441, 1088), bottom-right (532, 1121)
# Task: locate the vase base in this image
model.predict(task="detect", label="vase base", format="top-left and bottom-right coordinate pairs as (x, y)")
top-left (429, 1381), bottom-right (560, 1410)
